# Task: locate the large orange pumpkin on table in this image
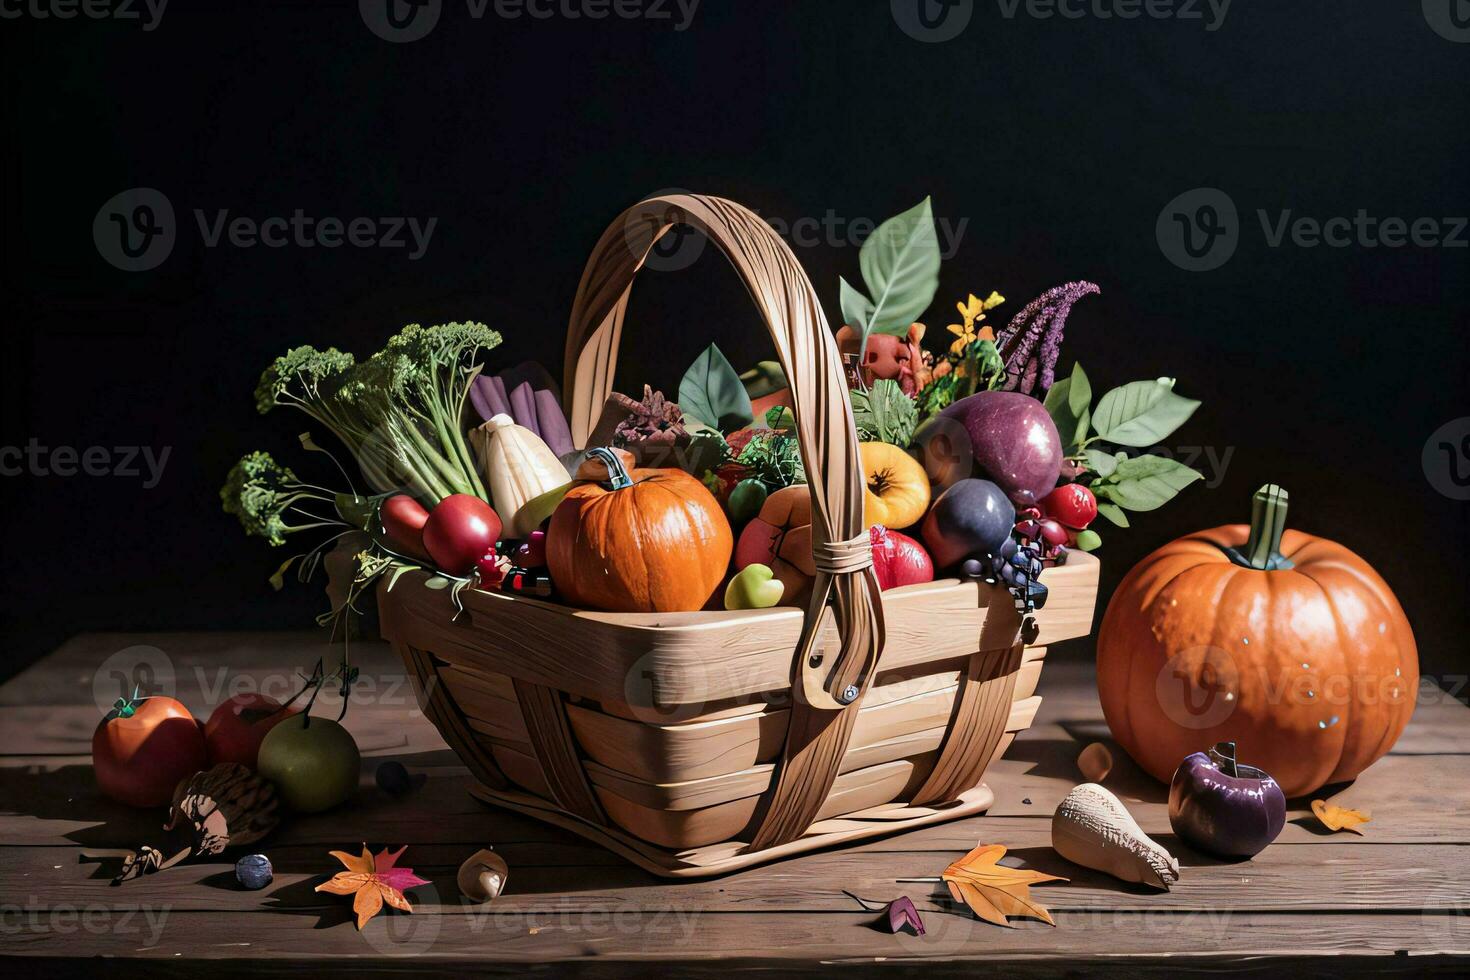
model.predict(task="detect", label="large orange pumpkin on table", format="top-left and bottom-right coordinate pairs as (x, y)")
top-left (1097, 484), bottom-right (1417, 798)
top-left (548, 448), bottom-right (733, 613)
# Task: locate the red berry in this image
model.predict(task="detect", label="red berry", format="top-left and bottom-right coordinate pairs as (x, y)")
top-left (515, 530), bottom-right (548, 568)
top-left (1038, 519), bottom-right (1070, 547)
top-left (1040, 484), bottom-right (1097, 530)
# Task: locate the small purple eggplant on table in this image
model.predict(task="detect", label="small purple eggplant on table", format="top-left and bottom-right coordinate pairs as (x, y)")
top-left (1168, 741), bottom-right (1286, 859)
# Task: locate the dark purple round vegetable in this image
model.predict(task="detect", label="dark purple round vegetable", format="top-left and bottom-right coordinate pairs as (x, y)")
top-left (920, 479), bottom-right (1016, 569)
top-left (960, 558), bottom-right (986, 579)
top-left (939, 391), bottom-right (1063, 508)
top-left (1168, 742), bottom-right (1286, 859)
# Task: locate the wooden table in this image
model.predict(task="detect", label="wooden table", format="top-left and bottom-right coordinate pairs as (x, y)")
top-left (2, 631), bottom-right (1467, 976)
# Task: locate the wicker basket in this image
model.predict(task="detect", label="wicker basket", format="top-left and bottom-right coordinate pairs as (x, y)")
top-left (378, 194), bottom-right (1100, 877)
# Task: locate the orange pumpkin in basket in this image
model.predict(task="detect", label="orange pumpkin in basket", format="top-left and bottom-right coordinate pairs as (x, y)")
top-left (548, 448), bottom-right (733, 612)
top-left (1097, 484), bottom-right (1418, 798)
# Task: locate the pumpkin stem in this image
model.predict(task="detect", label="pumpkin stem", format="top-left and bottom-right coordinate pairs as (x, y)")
top-left (1244, 483), bottom-right (1289, 570)
top-left (587, 447), bottom-right (633, 490)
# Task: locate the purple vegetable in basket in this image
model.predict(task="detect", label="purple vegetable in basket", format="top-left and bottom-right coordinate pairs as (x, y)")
top-left (1168, 742), bottom-right (1286, 859)
top-left (939, 390), bottom-right (1062, 508)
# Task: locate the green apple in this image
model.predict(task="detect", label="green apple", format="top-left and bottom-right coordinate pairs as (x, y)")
top-left (257, 715), bottom-right (360, 813)
top-left (725, 563), bottom-right (785, 610)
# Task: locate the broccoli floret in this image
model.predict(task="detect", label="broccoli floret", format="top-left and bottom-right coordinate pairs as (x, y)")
top-left (253, 346), bottom-right (355, 416)
top-left (221, 451), bottom-right (340, 547)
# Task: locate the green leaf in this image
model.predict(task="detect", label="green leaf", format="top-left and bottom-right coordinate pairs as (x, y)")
top-left (850, 379), bottom-right (918, 447)
top-left (839, 276), bottom-right (875, 331)
top-left (1085, 448), bottom-right (1124, 478)
top-left (1067, 363), bottom-right (1092, 417)
top-left (1044, 377), bottom-right (1088, 450)
top-left (739, 361), bottom-right (787, 399)
top-left (678, 344), bottom-right (754, 432)
top-left (1102, 454), bottom-right (1203, 511)
top-left (1092, 378), bottom-right (1201, 447)
top-left (1094, 500), bottom-right (1130, 527)
top-left (859, 197), bottom-right (941, 334)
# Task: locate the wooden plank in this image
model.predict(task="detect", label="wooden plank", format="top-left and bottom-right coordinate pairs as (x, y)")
top-left (0, 910), bottom-right (1466, 974)
top-left (5, 838), bottom-right (1469, 916)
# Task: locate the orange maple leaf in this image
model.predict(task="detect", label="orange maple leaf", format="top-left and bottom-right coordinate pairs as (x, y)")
top-left (1311, 800), bottom-right (1371, 836)
top-left (941, 843), bottom-right (1066, 928)
top-left (316, 844), bottom-right (430, 929)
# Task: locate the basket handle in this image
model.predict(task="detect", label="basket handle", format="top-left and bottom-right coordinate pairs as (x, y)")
top-left (564, 193), bottom-right (885, 716)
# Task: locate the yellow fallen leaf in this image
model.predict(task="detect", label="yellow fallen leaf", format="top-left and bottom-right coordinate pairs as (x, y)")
top-left (1311, 800), bottom-right (1371, 835)
top-left (941, 843), bottom-right (1066, 928)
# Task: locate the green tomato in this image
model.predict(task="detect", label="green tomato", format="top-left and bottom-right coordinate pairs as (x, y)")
top-left (1074, 528), bottom-right (1102, 552)
top-left (257, 715), bottom-right (361, 813)
top-left (725, 563), bottom-right (785, 610)
top-left (726, 479), bottom-right (768, 527)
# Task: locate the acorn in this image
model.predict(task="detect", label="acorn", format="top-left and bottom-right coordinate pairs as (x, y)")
top-left (113, 763), bottom-right (279, 884)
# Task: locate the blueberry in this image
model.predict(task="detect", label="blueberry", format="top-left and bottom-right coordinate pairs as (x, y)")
top-left (960, 558), bottom-right (986, 580)
top-left (235, 854), bottom-right (273, 890)
top-left (376, 760), bottom-right (413, 797)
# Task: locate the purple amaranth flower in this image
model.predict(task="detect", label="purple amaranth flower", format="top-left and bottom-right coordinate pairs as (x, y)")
top-left (995, 281), bottom-right (1099, 395)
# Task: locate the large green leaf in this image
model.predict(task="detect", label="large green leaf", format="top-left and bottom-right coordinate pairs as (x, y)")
top-left (678, 344), bottom-right (754, 432)
top-left (1099, 454), bottom-right (1202, 511)
top-left (1084, 448), bottom-right (1125, 478)
top-left (1092, 378), bottom-right (1201, 447)
top-left (839, 276), bottom-right (874, 331)
top-left (1067, 362), bottom-right (1092, 417)
top-left (858, 197), bottom-right (941, 335)
top-left (1044, 369), bottom-right (1090, 450)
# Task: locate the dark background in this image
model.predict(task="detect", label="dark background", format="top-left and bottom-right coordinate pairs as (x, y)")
top-left (1, 1), bottom-right (1466, 684)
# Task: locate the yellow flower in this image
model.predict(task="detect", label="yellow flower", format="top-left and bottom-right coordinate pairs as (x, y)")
top-left (946, 291), bottom-right (1005, 354)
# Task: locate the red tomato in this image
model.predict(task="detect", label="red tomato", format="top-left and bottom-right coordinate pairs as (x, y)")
top-left (380, 494), bottom-right (431, 561)
top-left (1040, 483), bottom-right (1098, 530)
top-left (423, 494), bottom-right (502, 575)
top-left (204, 692), bottom-right (297, 770)
top-left (92, 696), bottom-right (207, 808)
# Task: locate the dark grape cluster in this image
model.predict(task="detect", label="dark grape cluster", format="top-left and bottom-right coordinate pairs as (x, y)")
top-left (961, 534), bottom-right (1054, 614)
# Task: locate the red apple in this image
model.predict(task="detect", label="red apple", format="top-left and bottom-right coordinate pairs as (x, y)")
top-left (422, 494), bottom-right (502, 575)
top-left (204, 692), bottom-right (298, 769)
top-left (869, 525), bottom-right (935, 591)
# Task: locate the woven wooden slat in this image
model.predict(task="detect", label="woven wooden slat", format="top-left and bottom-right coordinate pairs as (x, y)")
top-left (564, 194), bottom-right (885, 849)
top-left (909, 644), bottom-right (1024, 805)
top-left (511, 678), bottom-right (606, 824)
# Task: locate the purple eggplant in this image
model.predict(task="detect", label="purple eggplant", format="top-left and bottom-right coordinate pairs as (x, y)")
top-left (1168, 742), bottom-right (1286, 859)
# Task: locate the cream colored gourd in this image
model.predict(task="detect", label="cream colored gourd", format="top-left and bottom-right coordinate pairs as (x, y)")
top-left (474, 414), bottom-right (569, 537)
top-left (1051, 783), bottom-right (1179, 890)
